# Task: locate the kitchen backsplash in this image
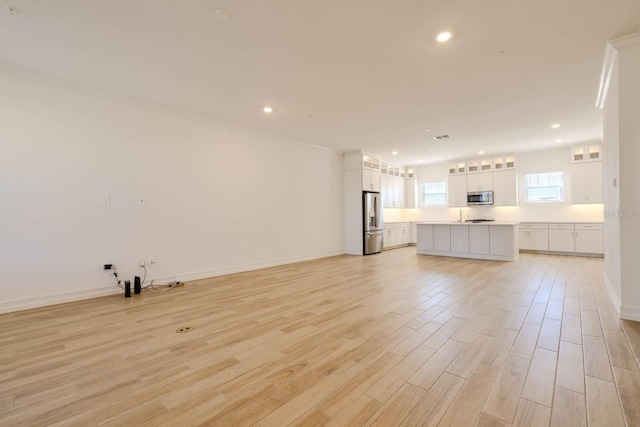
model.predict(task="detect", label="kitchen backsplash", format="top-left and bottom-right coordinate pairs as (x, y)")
top-left (386, 203), bottom-right (605, 223)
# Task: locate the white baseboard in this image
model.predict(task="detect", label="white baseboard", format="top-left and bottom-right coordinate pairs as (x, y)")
top-left (602, 272), bottom-right (622, 316)
top-left (0, 250), bottom-right (345, 314)
top-left (0, 287), bottom-right (122, 314)
top-left (620, 305), bottom-right (640, 322)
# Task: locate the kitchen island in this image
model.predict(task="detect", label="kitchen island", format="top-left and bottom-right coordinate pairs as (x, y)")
top-left (416, 222), bottom-right (519, 261)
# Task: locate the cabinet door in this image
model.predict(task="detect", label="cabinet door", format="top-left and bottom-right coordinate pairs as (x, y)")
top-left (587, 162), bottom-right (603, 203)
top-left (448, 175), bottom-right (467, 207)
top-left (451, 226), bottom-right (469, 253)
top-left (549, 230), bottom-right (575, 252)
top-left (469, 226), bottom-right (490, 254)
top-left (519, 230), bottom-right (530, 250)
top-left (417, 225), bottom-right (434, 251)
top-left (381, 175), bottom-right (390, 208)
top-left (362, 170), bottom-right (373, 192)
top-left (370, 171), bottom-right (381, 192)
top-left (400, 226), bottom-right (410, 245)
top-left (383, 228), bottom-right (393, 248)
top-left (405, 178), bottom-right (417, 209)
top-left (490, 226), bottom-right (514, 256)
top-left (528, 230), bottom-right (549, 251)
top-left (575, 230), bottom-right (603, 254)
top-left (494, 170), bottom-right (517, 206)
top-left (395, 178), bottom-right (406, 208)
top-left (467, 172), bottom-right (493, 192)
top-left (572, 163), bottom-right (590, 203)
top-left (434, 225), bottom-right (451, 252)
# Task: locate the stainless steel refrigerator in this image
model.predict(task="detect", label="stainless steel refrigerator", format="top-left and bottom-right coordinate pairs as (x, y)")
top-left (363, 191), bottom-right (383, 255)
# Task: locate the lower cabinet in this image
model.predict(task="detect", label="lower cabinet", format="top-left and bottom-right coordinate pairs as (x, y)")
top-left (520, 223), bottom-right (603, 255)
top-left (519, 223), bottom-right (549, 251)
top-left (434, 225), bottom-right (451, 252)
top-left (469, 225), bottom-right (490, 255)
top-left (383, 222), bottom-right (410, 249)
top-left (451, 226), bottom-right (470, 253)
top-left (490, 226), bottom-right (515, 257)
top-left (417, 224), bottom-right (434, 251)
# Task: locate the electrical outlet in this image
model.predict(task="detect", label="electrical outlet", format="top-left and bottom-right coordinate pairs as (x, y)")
top-left (139, 259), bottom-right (145, 267)
top-left (137, 196), bottom-right (146, 206)
top-left (148, 258), bottom-right (156, 267)
top-left (101, 195), bottom-right (111, 206)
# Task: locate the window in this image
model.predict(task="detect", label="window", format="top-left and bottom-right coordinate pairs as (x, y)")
top-left (525, 172), bottom-right (564, 202)
top-left (422, 181), bottom-right (447, 206)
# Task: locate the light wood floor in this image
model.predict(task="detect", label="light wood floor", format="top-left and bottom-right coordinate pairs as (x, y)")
top-left (1, 248), bottom-right (640, 426)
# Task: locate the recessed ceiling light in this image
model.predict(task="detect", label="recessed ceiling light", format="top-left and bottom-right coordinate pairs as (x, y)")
top-left (424, 128), bottom-right (432, 132)
top-left (555, 139), bottom-right (563, 143)
top-left (215, 9), bottom-right (232, 20)
top-left (417, 160), bottom-right (422, 163)
top-left (263, 106), bottom-right (273, 113)
top-left (437, 32), bottom-right (453, 42)
top-left (428, 149), bottom-right (435, 152)
top-left (479, 150), bottom-right (485, 155)
top-left (551, 123), bottom-right (560, 129)
top-left (392, 151), bottom-right (398, 155)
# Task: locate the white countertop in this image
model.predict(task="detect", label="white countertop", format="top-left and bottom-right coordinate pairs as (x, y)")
top-left (415, 221), bottom-right (519, 226)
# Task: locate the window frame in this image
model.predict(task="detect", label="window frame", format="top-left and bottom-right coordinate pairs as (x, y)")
top-left (421, 181), bottom-right (447, 206)
top-left (524, 171), bottom-right (565, 203)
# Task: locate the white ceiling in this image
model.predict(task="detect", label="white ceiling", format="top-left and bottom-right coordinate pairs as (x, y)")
top-left (1, 0), bottom-right (639, 165)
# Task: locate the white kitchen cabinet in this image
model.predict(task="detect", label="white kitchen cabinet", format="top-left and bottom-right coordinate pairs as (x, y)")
top-left (467, 157), bottom-right (493, 173)
top-left (417, 224), bottom-right (434, 251)
top-left (548, 224), bottom-right (576, 252)
top-left (469, 225), bottom-right (490, 254)
top-left (434, 225), bottom-right (451, 252)
top-left (405, 178), bottom-right (417, 208)
top-left (448, 161), bottom-right (467, 175)
top-left (575, 224), bottom-right (604, 254)
top-left (383, 223), bottom-right (410, 249)
top-left (393, 177), bottom-right (406, 208)
top-left (493, 170), bottom-right (518, 206)
top-left (381, 174), bottom-right (406, 208)
top-left (410, 223), bottom-right (417, 245)
top-left (572, 162), bottom-right (603, 204)
top-left (363, 169), bottom-right (381, 192)
top-left (467, 171), bottom-right (493, 192)
top-left (571, 144), bottom-right (602, 163)
top-left (493, 154), bottom-right (516, 170)
top-left (490, 226), bottom-right (515, 257)
top-left (451, 225), bottom-right (470, 253)
top-left (448, 175), bottom-right (468, 207)
top-left (519, 223), bottom-right (549, 251)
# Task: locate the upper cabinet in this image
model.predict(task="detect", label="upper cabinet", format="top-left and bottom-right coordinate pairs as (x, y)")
top-left (344, 151), bottom-right (382, 192)
top-left (571, 143), bottom-right (602, 163)
top-left (493, 170), bottom-right (518, 206)
top-left (448, 174), bottom-right (468, 207)
top-left (467, 157), bottom-right (493, 173)
top-left (381, 161), bottom-right (407, 208)
top-left (493, 154), bottom-right (516, 170)
top-left (570, 143), bottom-right (603, 204)
top-left (448, 161), bottom-right (467, 175)
top-left (467, 172), bottom-right (494, 192)
top-left (361, 153), bottom-right (381, 171)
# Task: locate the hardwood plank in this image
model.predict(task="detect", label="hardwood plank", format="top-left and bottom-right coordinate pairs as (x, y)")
top-left (483, 355), bottom-right (530, 422)
top-left (604, 328), bottom-right (640, 371)
top-left (555, 341), bottom-right (585, 394)
top-left (612, 366), bottom-right (640, 426)
top-left (364, 384), bottom-right (425, 427)
top-left (512, 399), bottom-right (551, 427)
top-left (400, 372), bottom-right (464, 427)
top-left (438, 363), bottom-right (501, 427)
top-left (446, 333), bottom-right (494, 378)
top-left (560, 313), bottom-right (582, 345)
top-left (580, 309), bottom-right (603, 338)
top-left (583, 335), bottom-right (614, 381)
top-left (521, 347), bottom-right (557, 406)
top-left (408, 339), bottom-right (466, 390)
top-left (550, 387), bottom-right (586, 427)
top-left (509, 322), bottom-right (541, 360)
top-left (480, 328), bottom-right (519, 368)
top-left (324, 394), bottom-right (380, 427)
top-left (585, 375), bottom-right (625, 427)
top-left (545, 299), bottom-right (564, 321)
top-left (476, 412), bottom-right (512, 427)
top-left (503, 306), bottom-right (529, 331)
top-left (537, 317), bottom-right (561, 351)
top-left (524, 302), bottom-right (547, 326)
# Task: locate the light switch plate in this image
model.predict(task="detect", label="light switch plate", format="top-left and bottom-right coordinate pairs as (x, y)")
top-left (101, 195), bottom-right (111, 205)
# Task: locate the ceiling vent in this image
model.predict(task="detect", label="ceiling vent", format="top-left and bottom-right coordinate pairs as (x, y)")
top-left (433, 134), bottom-right (450, 141)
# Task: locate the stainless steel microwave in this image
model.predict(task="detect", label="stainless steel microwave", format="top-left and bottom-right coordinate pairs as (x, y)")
top-left (467, 191), bottom-right (494, 205)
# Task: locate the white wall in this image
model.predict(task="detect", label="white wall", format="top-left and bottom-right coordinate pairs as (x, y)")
top-left (0, 73), bottom-right (344, 313)
top-left (385, 146), bottom-right (604, 223)
top-left (618, 40), bottom-right (640, 320)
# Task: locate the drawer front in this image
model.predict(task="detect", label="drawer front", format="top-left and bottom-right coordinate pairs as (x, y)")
top-left (575, 223), bottom-right (603, 230)
top-left (520, 223), bottom-right (549, 230)
top-left (549, 223), bottom-right (575, 230)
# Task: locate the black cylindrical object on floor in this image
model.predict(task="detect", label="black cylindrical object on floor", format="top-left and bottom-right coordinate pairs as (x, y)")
top-left (124, 280), bottom-right (131, 298)
top-left (134, 276), bottom-right (141, 294)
